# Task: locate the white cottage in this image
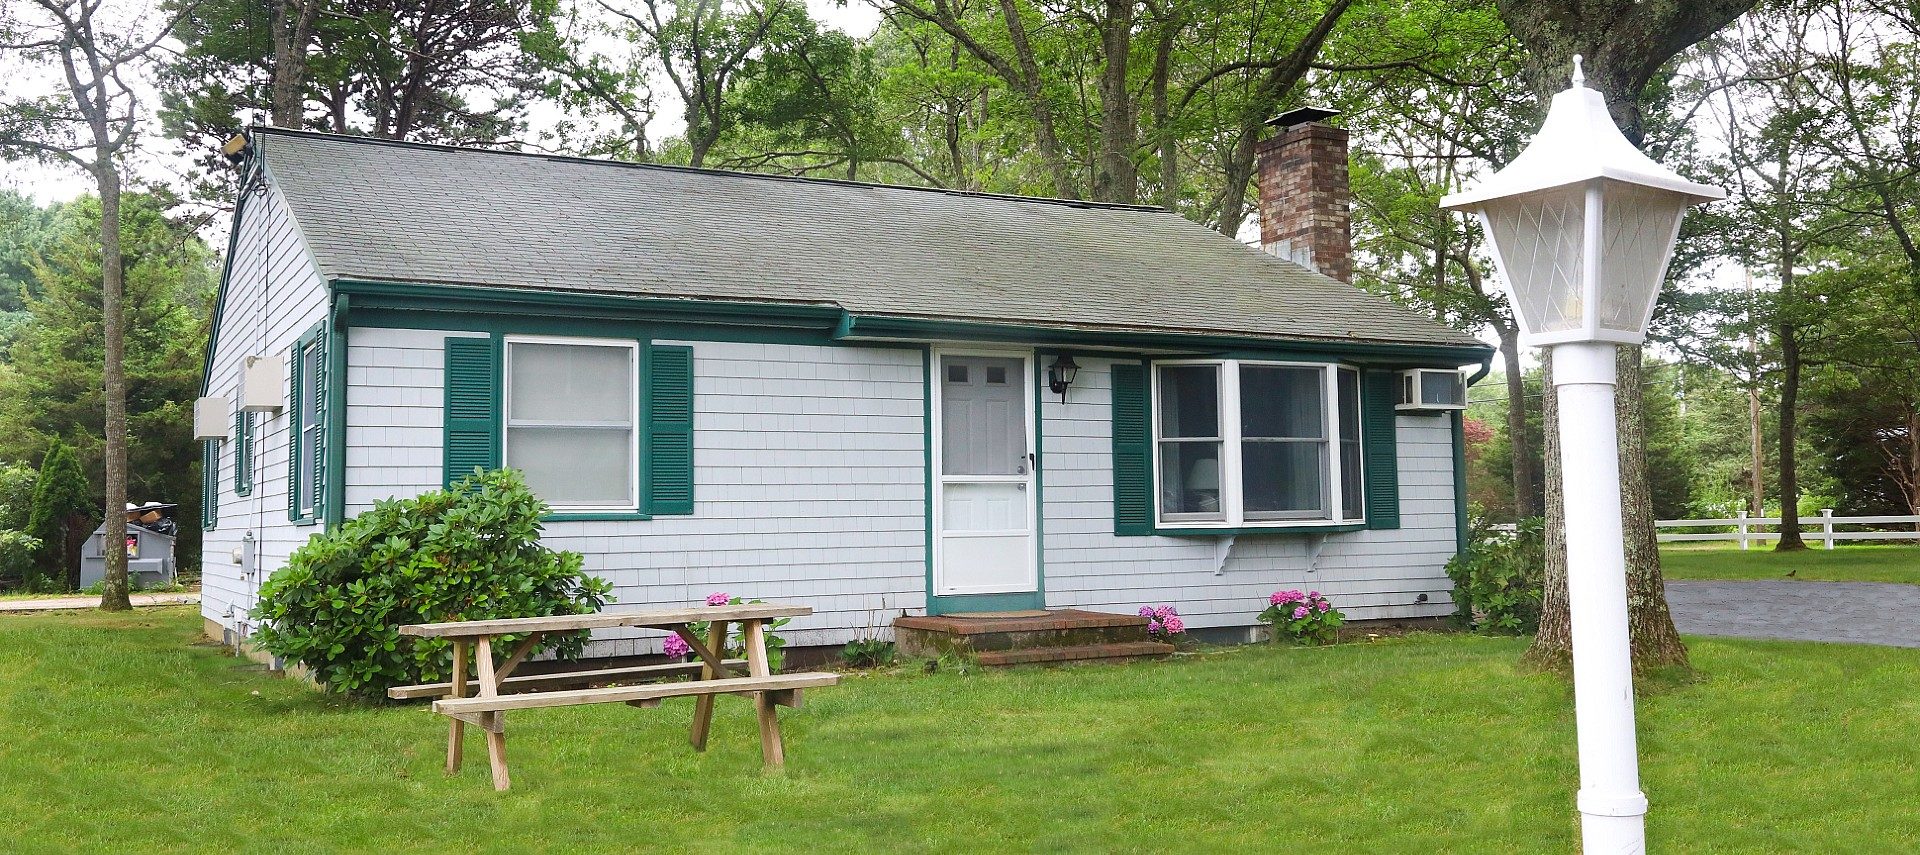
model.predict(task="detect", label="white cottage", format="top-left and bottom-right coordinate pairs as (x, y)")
top-left (196, 119), bottom-right (1490, 659)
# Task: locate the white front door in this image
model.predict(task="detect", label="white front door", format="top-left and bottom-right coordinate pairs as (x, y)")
top-left (934, 351), bottom-right (1038, 596)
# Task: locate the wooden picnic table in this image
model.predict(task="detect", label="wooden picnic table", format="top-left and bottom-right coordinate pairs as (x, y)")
top-left (393, 603), bottom-right (839, 791)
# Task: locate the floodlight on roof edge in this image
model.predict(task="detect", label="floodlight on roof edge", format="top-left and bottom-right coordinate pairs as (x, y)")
top-left (1439, 57), bottom-right (1726, 855)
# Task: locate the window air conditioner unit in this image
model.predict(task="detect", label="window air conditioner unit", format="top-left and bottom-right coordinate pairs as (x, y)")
top-left (194, 396), bottom-right (230, 440)
top-left (241, 355), bottom-right (284, 412)
top-left (1397, 369), bottom-right (1467, 412)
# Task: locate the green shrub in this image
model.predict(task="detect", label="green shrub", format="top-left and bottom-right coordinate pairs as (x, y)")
top-left (0, 529), bottom-right (41, 590)
top-left (24, 440), bottom-right (93, 592)
top-left (251, 469), bottom-right (612, 697)
top-left (1445, 515), bottom-right (1545, 634)
top-left (841, 637), bottom-right (895, 668)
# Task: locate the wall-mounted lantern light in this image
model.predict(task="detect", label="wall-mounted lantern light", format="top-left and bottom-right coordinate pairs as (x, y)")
top-left (1046, 354), bottom-right (1080, 402)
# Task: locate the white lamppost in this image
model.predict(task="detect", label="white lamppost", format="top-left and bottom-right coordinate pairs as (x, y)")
top-left (1440, 57), bottom-right (1724, 854)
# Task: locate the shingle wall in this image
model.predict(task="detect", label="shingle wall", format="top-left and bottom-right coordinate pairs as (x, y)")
top-left (200, 179), bottom-right (332, 641)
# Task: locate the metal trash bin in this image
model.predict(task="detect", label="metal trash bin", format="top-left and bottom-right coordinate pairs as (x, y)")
top-left (79, 502), bottom-right (178, 589)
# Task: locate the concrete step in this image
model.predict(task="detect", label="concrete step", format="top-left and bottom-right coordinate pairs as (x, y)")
top-left (976, 641), bottom-right (1176, 667)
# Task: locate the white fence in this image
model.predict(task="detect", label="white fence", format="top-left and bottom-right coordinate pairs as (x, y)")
top-left (1657, 510), bottom-right (1920, 549)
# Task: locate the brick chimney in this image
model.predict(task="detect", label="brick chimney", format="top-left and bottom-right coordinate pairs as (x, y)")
top-left (1256, 107), bottom-right (1352, 283)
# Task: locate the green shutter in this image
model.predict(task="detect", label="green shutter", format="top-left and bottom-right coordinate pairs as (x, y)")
top-left (646, 345), bottom-right (694, 515)
top-left (288, 337), bottom-right (304, 520)
top-left (443, 336), bottom-right (501, 487)
top-left (233, 410), bottom-right (253, 497)
top-left (202, 439), bottom-right (219, 530)
top-left (1362, 369), bottom-right (1401, 530)
top-left (1110, 360), bottom-right (1153, 536)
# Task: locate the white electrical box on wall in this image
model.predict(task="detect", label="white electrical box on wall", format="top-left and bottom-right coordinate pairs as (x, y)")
top-left (194, 396), bottom-right (230, 440)
top-left (241, 354), bottom-right (284, 412)
top-left (1397, 369), bottom-right (1468, 412)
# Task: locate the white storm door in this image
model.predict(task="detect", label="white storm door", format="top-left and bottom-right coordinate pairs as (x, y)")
top-left (934, 352), bottom-right (1038, 596)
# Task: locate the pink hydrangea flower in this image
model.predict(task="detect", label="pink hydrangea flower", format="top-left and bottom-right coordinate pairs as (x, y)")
top-left (705, 592), bottom-right (731, 606)
top-left (1292, 605), bottom-right (1310, 620)
top-left (1315, 600), bottom-right (1330, 613)
top-left (1148, 618), bottom-right (1165, 634)
top-left (1154, 605), bottom-right (1177, 619)
top-left (1270, 590), bottom-right (1305, 606)
top-left (1162, 615), bottom-right (1185, 634)
top-left (1139, 606), bottom-right (1155, 617)
top-left (662, 633), bottom-right (692, 658)
top-left (1308, 591), bottom-right (1321, 599)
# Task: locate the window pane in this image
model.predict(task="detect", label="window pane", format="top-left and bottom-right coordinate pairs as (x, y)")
top-left (1158, 442), bottom-right (1223, 517)
top-left (1242, 441), bottom-right (1326, 517)
top-left (1338, 369), bottom-right (1360, 442)
top-left (1158, 365), bottom-right (1219, 438)
top-left (1422, 371), bottom-right (1465, 406)
top-left (1341, 441), bottom-right (1363, 518)
top-left (1240, 366), bottom-right (1323, 439)
top-left (508, 342), bottom-right (633, 423)
top-left (507, 426), bottom-right (633, 506)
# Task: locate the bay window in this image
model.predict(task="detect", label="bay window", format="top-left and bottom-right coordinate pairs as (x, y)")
top-left (502, 337), bottom-right (639, 511)
top-left (1153, 360), bottom-right (1363, 527)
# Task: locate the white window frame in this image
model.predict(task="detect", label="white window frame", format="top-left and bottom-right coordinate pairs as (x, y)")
top-left (501, 334), bottom-right (641, 512)
top-left (1150, 359), bottom-right (1365, 529)
top-left (294, 337), bottom-right (323, 520)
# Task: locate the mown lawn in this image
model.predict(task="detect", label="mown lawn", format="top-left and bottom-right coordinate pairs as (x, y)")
top-left (1662, 543), bottom-right (1920, 584)
top-left (2, 609), bottom-right (1916, 853)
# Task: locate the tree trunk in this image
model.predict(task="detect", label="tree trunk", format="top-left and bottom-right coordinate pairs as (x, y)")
top-left (1775, 323), bottom-right (1807, 550)
top-left (1526, 349), bottom-right (1570, 670)
top-left (1150, 17), bottom-right (1178, 210)
top-left (270, 0), bottom-right (321, 128)
top-left (1616, 345), bottom-right (1689, 668)
top-left (1498, 325), bottom-right (1536, 518)
top-left (98, 165), bottom-right (132, 611)
top-left (1748, 381), bottom-right (1765, 514)
top-left (995, 0), bottom-right (1076, 199)
top-left (1092, 0), bottom-right (1136, 203)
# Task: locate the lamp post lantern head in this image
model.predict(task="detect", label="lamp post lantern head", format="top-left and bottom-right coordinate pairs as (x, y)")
top-left (1440, 56), bottom-right (1725, 348)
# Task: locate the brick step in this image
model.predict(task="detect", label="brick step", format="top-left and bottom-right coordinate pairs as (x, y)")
top-left (895, 609), bottom-right (1154, 657)
top-left (976, 641), bottom-right (1175, 667)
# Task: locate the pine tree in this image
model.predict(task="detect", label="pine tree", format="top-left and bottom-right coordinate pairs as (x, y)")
top-left (24, 440), bottom-right (94, 592)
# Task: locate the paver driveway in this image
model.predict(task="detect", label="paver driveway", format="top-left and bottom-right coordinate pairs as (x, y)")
top-left (1666, 580), bottom-right (1920, 648)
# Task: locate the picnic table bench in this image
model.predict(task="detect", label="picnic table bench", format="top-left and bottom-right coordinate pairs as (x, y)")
top-left (391, 603), bottom-right (839, 791)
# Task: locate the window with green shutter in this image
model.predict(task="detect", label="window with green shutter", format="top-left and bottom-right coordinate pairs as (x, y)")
top-left (289, 323), bottom-right (326, 524)
top-left (1109, 358), bottom-right (1400, 534)
top-left (441, 334), bottom-right (693, 518)
top-left (233, 409), bottom-right (254, 497)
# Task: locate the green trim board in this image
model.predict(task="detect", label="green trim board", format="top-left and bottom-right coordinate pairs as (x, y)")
top-left (329, 278), bottom-right (1492, 366)
top-left (1452, 410), bottom-right (1469, 555)
top-left (325, 302), bottom-right (349, 528)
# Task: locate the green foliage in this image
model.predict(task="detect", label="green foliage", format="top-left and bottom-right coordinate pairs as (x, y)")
top-left (1258, 589), bottom-right (1345, 645)
top-left (23, 440), bottom-right (94, 592)
top-left (840, 637), bottom-right (896, 669)
top-left (251, 469), bottom-right (611, 697)
top-left (0, 529), bottom-right (41, 590)
top-left (0, 191), bottom-right (214, 571)
top-left (1445, 515), bottom-right (1544, 634)
top-left (0, 461), bottom-right (34, 532)
top-left (687, 594), bottom-right (791, 672)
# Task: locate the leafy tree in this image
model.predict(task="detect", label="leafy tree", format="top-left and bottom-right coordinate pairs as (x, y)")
top-left (23, 440), bottom-right (93, 592)
top-left (1492, 0), bottom-right (1757, 673)
top-left (0, 0), bottom-right (192, 610)
top-left (0, 191), bottom-right (216, 577)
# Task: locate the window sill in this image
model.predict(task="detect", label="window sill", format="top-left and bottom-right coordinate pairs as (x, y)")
top-left (543, 511), bottom-right (653, 522)
top-left (1152, 522), bottom-right (1366, 537)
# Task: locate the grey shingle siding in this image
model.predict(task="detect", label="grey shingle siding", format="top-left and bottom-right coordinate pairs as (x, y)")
top-left (256, 128), bottom-right (1482, 350)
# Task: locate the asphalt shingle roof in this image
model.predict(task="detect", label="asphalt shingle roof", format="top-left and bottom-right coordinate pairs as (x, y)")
top-left (257, 128), bottom-right (1483, 350)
